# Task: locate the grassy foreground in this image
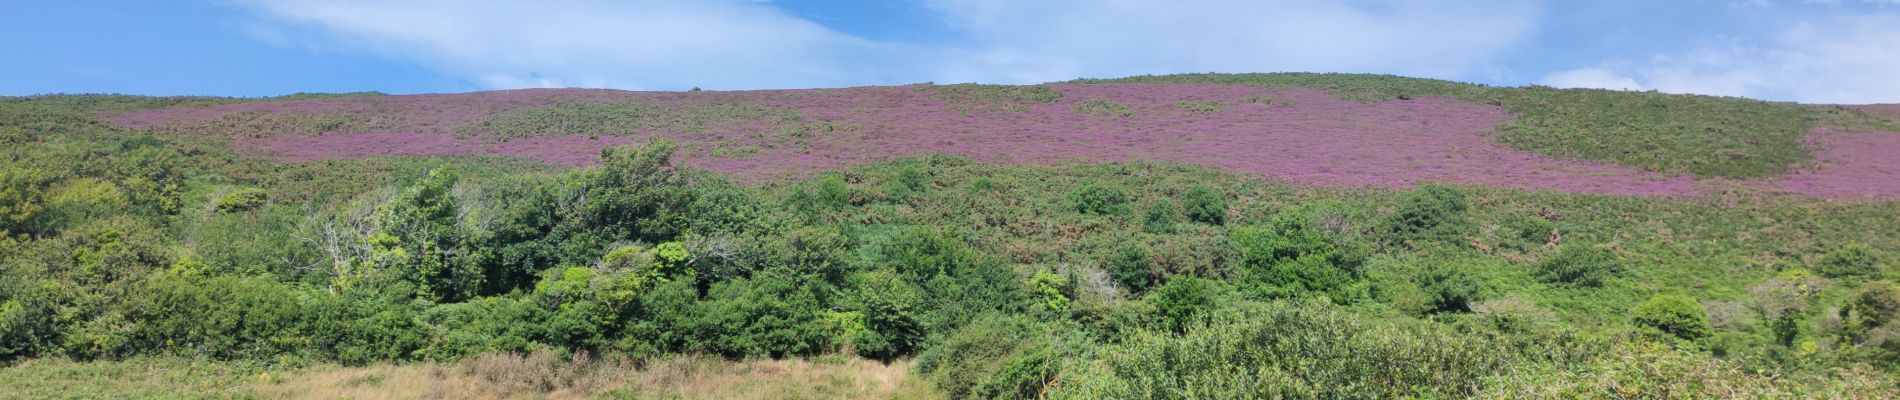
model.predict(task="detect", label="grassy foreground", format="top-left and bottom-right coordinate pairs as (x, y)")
top-left (0, 354), bottom-right (937, 400)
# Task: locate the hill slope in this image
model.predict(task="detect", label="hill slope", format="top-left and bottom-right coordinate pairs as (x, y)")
top-left (104, 74), bottom-right (1900, 199)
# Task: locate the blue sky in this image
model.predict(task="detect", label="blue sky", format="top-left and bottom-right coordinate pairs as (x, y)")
top-left (4, 0), bottom-right (1899, 103)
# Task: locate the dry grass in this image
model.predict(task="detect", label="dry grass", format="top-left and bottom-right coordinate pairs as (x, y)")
top-left (255, 352), bottom-right (940, 400)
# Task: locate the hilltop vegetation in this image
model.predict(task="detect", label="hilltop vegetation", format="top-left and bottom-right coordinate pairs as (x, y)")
top-left (1079, 73), bottom-right (1900, 178)
top-left (4, 76), bottom-right (1900, 398)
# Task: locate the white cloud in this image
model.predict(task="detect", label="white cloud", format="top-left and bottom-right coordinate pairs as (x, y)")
top-left (228, 0), bottom-right (929, 90)
top-left (229, 0), bottom-right (1541, 90)
top-left (921, 0), bottom-right (1540, 83)
top-left (1539, 15), bottom-right (1900, 103)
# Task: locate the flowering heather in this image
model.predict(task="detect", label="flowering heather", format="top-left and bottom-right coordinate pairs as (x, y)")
top-left (108, 83), bottom-right (1900, 198)
top-left (1777, 127), bottom-right (1900, 200)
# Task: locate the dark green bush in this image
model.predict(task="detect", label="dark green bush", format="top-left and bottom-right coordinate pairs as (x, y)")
top-left (1149, 277), bottom-right (1220, 332)
top-left (1534, 245), bottom-right (1619, 287)
top-left (1068, 181), bottom-right (1129, 215)
top-left (1181, 185), bottom-right (1227, 225)
top-left (1418, 262), bottom-right (1485, 313)
top-left (1384, 183), bottom-right (1470, 245)
top-left (1820, 243), bottom-right (1885, 279)
top-left (1107, 244), bottom-right (1152, 294)
top-left (1228, 208), bottom-right (1367, 299)
top-left (1141, 199), bottom-right (1178, 234)
top-left (1632, 295), bottom-right (1712, 341)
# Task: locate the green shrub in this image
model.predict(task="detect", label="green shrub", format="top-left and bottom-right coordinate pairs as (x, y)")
top-left (1227, 208), bottom-right (1367, 299)
top-left (1072, 99), bottom-right (1133, 117)
top-left (844, 270), bottom-right (926, 360)
top-left (1107, 244), bottom-right (1152, 294)
top-left (1632, 295), bottom-right (1712, 341)
top-left (1141, 199), bottom-right (1179, 234)
top-left (1418, 262), bottom-right (1485, 313)
top-left (214, 188), bottom-right (268, 214)
top-left (1181, 185), bottom-right (1227, 225)
top-left (1820, 243), bottom-right (1885, 279)
top-left (1384, 183), bottom-right (1470, 245)
top-left (1535, 245), bottom-right (1619, 287)
top-left (1851, 281), bottom-right (1900, 330)
top-left (1149, 277), bottom-right (1219, 332)
top-left (1068, 181), bottom-right (1129, 215)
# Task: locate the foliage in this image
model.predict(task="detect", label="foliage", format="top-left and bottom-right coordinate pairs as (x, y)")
top-left (214, 188), bottom-right (268, 214)
top-left (1106, 244), bottom-right (1152, 294)
top-left (1075, 72), bottom-right (1887, 178)
top-left (1633, 294), bottom-right (1714, 341)
top-left (1820, 243), bottom-right (1885, 279)
top-left (1534, 244), bottom-right (1619, 288)
top-left (1384, 183), bottom-right (1470, 245)
top-left (1227, 207), bottom-right (1368, 299)
top-left (1067, 180), bottom-right (1129, 215)
top-left (1180, 185), bottom-right (1227, 225)
top-left (1071, 99), bottom-right (1134, 118)
top-left (936, 83), bottom-right (1062, 113)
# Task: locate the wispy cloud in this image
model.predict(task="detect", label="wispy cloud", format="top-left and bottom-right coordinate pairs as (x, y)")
top-left (228, 0), bottom-right (929, 90)
top-left (229, 0), bottom-right (1540, 90)
top-left (1539, 15), bottom-right (1900, 103)
top-left (920, 0), bottom-right (1540, 83)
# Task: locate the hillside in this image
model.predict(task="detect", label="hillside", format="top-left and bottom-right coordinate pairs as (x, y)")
top-left (104, 73), bottom-right (1900, 199)
top-left (5, 73), bottom-right (1900, 398)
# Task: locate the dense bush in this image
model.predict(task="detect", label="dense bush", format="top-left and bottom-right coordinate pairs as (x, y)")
top-left (1384, 183), bottom-right (1470, 245)
top-left (1632, 294), bottom-right (1713, 342)
top-left (1106, 244), bottom-right (1152, 294)
top-left (1418, 261), bottom-right (1486, 313)
top-left (1227, 207), bottom-right (1368, 299)
top-left (1068, 180), bottom-right (1130, 215)
top-left (1180, 185), bottom-right (1227, 225)
top-left (1140, 199), bottom-right (1178, 234)
top-left (213, 188), bottom-right (268, 214)
top-left (1534, 244), bottom-right (1620, 287)
top-left (1821, 243), bottom-right (1885, 279)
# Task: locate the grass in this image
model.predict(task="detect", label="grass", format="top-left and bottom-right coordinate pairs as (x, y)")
top-left (935, 83), bottom-right (1062, 114)
top-left (0, 353), bottom-right (939, 400)
top-left (459, 100), bottom-right (805, 140)
top-left (1071, 99), bottom-right (1134, 118)
top-left (1073, 72), bottom-right (1900, 178)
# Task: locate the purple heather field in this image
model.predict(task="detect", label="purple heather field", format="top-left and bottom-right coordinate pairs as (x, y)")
top-left (111, 83), bottom-right (1900, 199)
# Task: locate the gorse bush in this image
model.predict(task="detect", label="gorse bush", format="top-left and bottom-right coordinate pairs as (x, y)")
top-left (1228, 207), bottom-right (1368, 299)
top-left (1821, 243), bottom-right (1885, 279)
top-left (1181, 185), bottom-right (1227, 225)
top-left (1068, 180), bottom-right (1130, 215)
top-left (213, 187), bottom-right (268, 214)
top-left (1632, 294), bottom-right (1713, 342)
top-left (1072, 99), bottom-right (1134, 118)
top-left (1384, 183), bottom-right (1470, 245)
top-left (1535, 244), bottom-right (1620, 287)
